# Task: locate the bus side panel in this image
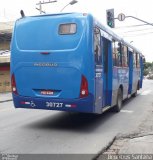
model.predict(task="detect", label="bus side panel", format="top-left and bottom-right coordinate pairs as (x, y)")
top-left (83, 14), bottom-right (96, 113)
top-left (112, 67), bottom-right (119, 106)
top-left (100, 38), bottom-right (112, 109)
top-left (85, 14), bottom-right (95, 106)
top-left (95, 65), bottom-right (103, 113)
top-left (128, 51), bottom-right (133, 94)
top-left (107, 42), bottom-right (113, 106)
top-left (140, 56), bottom-right (143, 88)
top-left (132, 68), bottom-right (139, 94)
top-left (112, 67), bottom-right (129, 105)
top-left (121, 67), bottom-right (129, 100)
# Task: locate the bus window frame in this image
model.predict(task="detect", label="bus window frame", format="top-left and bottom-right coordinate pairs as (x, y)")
top-left (112, 40), bottom-right (122, 67)
top-left (133, 51), bottom-right (137, 68)
top-left (136, 52), bottom-right (140, 68)
top-left (121, 44), bottom-right (128, 67)
top-left (58, 23), bottom-right (77, 35)
top-left (94, 27), bottom-right (102, 65)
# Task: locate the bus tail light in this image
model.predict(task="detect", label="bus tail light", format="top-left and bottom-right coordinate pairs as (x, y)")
top-left (11, 74), bottom-right (18, 95)
top-left (80, 75), bottom-right (89, 98)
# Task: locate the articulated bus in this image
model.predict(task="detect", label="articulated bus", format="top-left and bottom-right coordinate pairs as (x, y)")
top-left (11, 13), bottom-right (144, 114)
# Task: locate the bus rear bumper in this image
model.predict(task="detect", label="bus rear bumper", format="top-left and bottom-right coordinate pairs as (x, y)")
top-left (12, 94), bottom-right (95, 113)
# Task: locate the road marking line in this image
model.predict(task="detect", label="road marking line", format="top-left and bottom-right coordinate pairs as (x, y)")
top-left (121, 110), bottom-right (133, 113)
top-left (140, 90), bottom-right (152, 96)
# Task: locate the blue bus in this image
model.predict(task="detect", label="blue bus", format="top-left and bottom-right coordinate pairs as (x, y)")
top-left (11, 13), bottom-right (144, 114)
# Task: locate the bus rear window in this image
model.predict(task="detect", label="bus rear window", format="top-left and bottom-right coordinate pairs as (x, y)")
top-left (59, 23), bottom-right (77, 35)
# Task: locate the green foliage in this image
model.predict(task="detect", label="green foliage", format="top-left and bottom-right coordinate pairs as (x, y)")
top-left (144, 61), bottom-right (153, 76)
top-left (144, 62), bottom-right (153, 69)
top-left (143, 69), bottom-right (149, 76)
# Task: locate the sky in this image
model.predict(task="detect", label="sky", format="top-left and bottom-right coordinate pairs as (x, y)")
top-left (0, 0), bottom-right (153, 62)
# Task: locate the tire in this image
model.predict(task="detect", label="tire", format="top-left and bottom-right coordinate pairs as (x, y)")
top-left (113, 88), bottom-right (123, 112)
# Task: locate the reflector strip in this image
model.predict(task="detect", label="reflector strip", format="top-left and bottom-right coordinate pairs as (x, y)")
top-left (40, 52), bottom-right (50, 55)
top-left (21, 101), bottom-right (30, 105)
top-left (65, 104), bottom-right (76, 108)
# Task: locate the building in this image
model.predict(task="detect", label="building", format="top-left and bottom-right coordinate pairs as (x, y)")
top-left (0, 21), bottom-right (14, 50)
top-left (0, 21), bottom-right (14, 92)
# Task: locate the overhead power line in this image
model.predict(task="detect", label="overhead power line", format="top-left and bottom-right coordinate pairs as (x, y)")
top-left (117, 27), bottom-right (153, 35)
top-left (125, 28), bottom-right (153, 33)
top-left (122, 31), bottom-right (153, 37)
top-left (115, 23), bottom-right (153, 29)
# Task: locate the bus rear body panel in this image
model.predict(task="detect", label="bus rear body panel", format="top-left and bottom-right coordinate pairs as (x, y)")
top-left (11, 13), bottom-right (95, 113)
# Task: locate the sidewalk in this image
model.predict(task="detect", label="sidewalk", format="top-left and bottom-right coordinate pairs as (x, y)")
top-left (116, 110), bottom-right (153, 154)
top-left (97, 110), bottom-right (153, 159)
top-left (0, 92), bottom-right (12, 103)
top-left (116, 134), bottom-right (153, 154)
top-left (102, 132), bottom-right (153, 155)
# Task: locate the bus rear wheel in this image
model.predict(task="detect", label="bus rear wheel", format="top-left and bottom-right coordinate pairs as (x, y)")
top-left (113, 88), bottom-right (123, 112)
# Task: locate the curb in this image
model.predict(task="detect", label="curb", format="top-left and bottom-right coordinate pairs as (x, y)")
top-left (93, 136), bottom-right (117, 160)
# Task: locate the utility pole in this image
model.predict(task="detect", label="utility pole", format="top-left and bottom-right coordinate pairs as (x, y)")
top-left (36, 0), bottom-right (57, 14)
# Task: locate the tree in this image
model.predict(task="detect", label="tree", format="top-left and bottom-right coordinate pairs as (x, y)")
top-left (144, 62), bottom-right (153, 76)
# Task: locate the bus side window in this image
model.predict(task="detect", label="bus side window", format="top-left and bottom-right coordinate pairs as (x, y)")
top-left (94, 27), bottom-right (102, 65)
top-left (127, 49), bottom-right (129, 66)
top-left (117, 43), bottom-right (122, 67)
top-left (113, 40), bottom-right (118, 66)
top-left (113, 41), bottom-right (122, 67)
top-left (133, 52), bottom-right (136, 68)
top-left (122, 45), bottom-right (128, 67)
top-left (112, 40), bottom-right (116, 66)
top-left (136, 53), bottom-right (140, 68)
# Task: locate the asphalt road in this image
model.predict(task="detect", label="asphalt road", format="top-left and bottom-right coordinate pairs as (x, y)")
top-left (0, 80), bottom-right (153, 158)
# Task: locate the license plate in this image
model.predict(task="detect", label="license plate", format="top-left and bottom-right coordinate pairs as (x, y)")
top-left (41, 90), bottom-right (54, 95)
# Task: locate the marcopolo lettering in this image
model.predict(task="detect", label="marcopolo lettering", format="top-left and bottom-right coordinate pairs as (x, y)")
top-left (34, 63), bottom-right (58, 67)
